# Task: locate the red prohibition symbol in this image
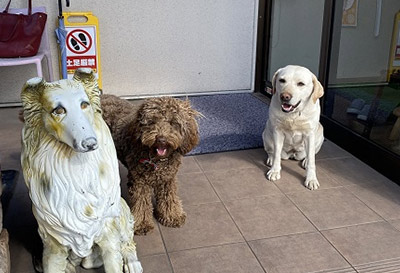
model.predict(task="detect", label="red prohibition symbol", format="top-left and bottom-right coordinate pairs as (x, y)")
top-left (66, 29), bottom-right (93, 54)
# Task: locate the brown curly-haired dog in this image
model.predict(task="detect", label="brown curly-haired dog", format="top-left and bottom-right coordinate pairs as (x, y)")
top-left (101, 95), bottom-right (200, 235)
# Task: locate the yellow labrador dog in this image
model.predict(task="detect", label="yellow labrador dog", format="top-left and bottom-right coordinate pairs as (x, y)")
top-left (263, 65), bottom-right (324, 190)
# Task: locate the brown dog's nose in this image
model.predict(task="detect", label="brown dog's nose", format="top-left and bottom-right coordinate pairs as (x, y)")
top-left (156, 137), bottom-right (167, 146)
top-left (280, 92), bottom-right (292, 102)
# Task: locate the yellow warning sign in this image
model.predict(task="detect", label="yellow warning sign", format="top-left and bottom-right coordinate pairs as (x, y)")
top-left (388, 11), bottom-right (400, 82)
top-left (63, 12), bottom-right (102, 88)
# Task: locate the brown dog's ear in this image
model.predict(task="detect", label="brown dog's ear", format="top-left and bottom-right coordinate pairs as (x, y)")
top-left (271, 68), bottom-right (281, 95)
top-left (177, 100), bottom-right (201, 155)
top-left (311, 74), bottom-right (324, 104)
top-left (178, 118), bottom-right (200, 155)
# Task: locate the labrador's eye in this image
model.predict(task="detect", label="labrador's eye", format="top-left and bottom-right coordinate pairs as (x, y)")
top-left (52, 106), bottom-right (66, 116)
top-left (81, 101), bottom-right (90, 109)
top-left (297, 82), bottom-right (305, 86)
top-left (279, 79), bottom-right (286, 83)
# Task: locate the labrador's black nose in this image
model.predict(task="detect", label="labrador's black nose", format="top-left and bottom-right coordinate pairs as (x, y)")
top-left (280, 92), bottom-right (292, 102)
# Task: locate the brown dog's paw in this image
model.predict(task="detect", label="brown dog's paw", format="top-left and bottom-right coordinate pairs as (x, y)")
top-left (134, 221), bottom-right (155, 235)
top-left (156, 211), bottom-right (186, 228)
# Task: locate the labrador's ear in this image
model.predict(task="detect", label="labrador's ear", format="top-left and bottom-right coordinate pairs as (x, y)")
top-left (271, 68), bottom-right (282, 95)
top-left (311, 74), bottom-right (324, 103)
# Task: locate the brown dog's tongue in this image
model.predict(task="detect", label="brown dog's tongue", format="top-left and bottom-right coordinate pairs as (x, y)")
top-left (157, 148), bottom-right (167, 156)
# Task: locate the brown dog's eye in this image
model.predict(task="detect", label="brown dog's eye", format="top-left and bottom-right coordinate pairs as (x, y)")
top-left (81, 101), bottom-right (90, 109)
top-left (297, 82), bottom-right (305, 86)
top-left (172, 121), bottom-right (180, 129)
top-left (52, 105), bottom-right (66, 116)
top-left (279, 79), bottom-right (286, 83)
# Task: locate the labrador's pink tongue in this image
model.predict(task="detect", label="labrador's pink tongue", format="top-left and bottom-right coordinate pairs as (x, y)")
top-left (282, 103), bottom-right (293, 112)
top-left (157, 148), bottom-right (167, 156)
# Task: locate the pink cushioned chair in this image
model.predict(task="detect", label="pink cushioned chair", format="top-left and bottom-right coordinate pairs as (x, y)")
top-left (0, 6), bottom-right (54, 81)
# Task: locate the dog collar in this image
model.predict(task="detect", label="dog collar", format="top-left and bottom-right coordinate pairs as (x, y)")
top-left (139, 158), bottom-right (159, 170)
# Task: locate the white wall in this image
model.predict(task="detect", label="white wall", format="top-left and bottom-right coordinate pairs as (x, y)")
top-left (268, 0), bottom-right (325, 79)
top-left (0, 0), bottom-right (259, 104)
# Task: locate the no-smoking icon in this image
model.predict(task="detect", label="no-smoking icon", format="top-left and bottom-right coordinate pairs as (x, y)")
top-left (66, 29), bottom-right (93, 54)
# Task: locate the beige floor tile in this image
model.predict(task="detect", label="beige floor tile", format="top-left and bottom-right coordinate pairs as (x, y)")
top-left (169, 243), bottom-right (264, 273)
top-left (205, 167), bottom-right (281, 201)
top-left (273, 160), bottom-right (342, 193)
top-left (353, 257), bottom-right (400, 273)
top-left (224, 195), bottom-right (315, 240)
top-left (245, 148), bottom-right (269, 169)
top-left (318, 158), bottom-right (389, 186)
top-left (288, 187), bottom-right (382, 230)
top-left (347, 182), bottom-right (400, 220)
top-left (322, 222), bottom-right (400, 266)
top-left (134, 223), bottom-right (166, 258)
top-left (389, 219), bottom-right (400, 231)
top-left (178, 172), bottom-right (220, 206)
top-left (139, 254), bottom-right (172, 273)
top-left (179, 156), bottom-right (202, 174)
top-left (195, 150), bottom-right (257, 172)
top-left (249, 232), bottom-right (352, 273)
top-left (316, 139), bottom-right (353, 160)
top-left (159, 202), bottom-right (243, 252)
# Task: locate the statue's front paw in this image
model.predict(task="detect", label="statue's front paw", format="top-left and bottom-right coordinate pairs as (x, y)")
top-left (124, 260), bottom-right (143, 273)
top-left (266, 169), bottom-right (281, 181)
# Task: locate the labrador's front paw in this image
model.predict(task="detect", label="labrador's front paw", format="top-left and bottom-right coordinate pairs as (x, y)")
top-left (304, 178), bottom-right (320, 190)
top-left (266, 169), bottom-right (281, 181)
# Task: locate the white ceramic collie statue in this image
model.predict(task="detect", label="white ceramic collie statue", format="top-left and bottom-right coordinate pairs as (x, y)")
top-left (20, 68), bottom-right (142, 273)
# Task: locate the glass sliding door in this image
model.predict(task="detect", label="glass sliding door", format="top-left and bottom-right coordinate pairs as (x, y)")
top-left (323, 0), bottom-right (400, 157)
top-left (264, 0), bottom-right (325, 93)
top-left (318, 0), bottom-right (400, 182)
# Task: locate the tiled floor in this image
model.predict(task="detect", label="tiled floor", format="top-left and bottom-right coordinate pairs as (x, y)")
top-left (1, 107), bottom-right (400, 273)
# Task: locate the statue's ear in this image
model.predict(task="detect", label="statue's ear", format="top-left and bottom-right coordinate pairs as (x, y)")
top-left (21, 77), bottom-right (46, 106)
top-left (73, 68), bottom-right (102, 113)
top-left (20, 77), bottom-right (47, 124)
top-left (73, 68), bottom-right (96, 84)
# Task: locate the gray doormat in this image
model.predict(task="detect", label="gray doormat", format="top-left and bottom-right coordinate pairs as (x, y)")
top-left (182, 93), bottom-right (269, 155)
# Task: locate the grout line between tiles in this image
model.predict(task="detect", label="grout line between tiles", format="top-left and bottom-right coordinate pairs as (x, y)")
top-left (199, 167), bottom-right (268, 273)
top-left (316, 155), bottom-right (353, 161)
top-left (155, 221), bottom-right (176, 273)
top-left (274, 179), bottom-right (358, 272)
top-left (337, 183), bottom-right (400, 230)
top-left (166, 241), bottom-right (252, 255)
